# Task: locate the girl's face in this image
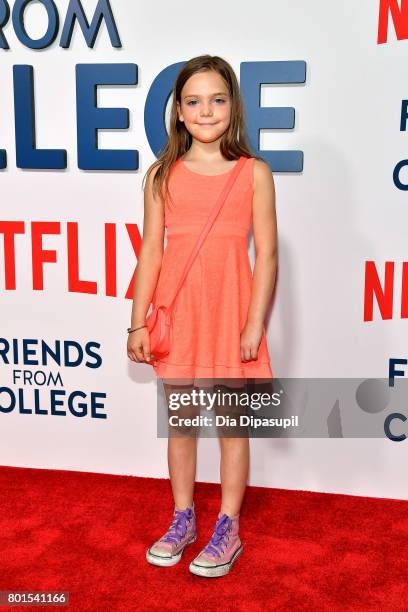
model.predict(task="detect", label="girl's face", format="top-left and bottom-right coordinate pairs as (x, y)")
top-left (177, 70), bottom-right (232, 144)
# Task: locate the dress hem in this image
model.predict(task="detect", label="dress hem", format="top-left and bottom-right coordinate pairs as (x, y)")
top-left (151, 358), bottom-right (273, 382)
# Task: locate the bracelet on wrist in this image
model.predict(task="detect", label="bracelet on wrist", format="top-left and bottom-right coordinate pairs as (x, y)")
top-left (127, 324), bottom-right (147, 334)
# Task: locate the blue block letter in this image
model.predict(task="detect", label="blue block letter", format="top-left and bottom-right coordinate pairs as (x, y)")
top-left (60, 0), bottom-right (121, 48)
top-left (12, 0), bottom-right (59, 50)
top-left (76, 63), bottom-right (137, 170)
top-left (0, 0), bottom-right (10, 49)
top-left (144, 61), bottom-right (185, 157)
top-left (240, 60), bottom-right (306, 172)
top-left (13, 65), bottom-right (66, 169)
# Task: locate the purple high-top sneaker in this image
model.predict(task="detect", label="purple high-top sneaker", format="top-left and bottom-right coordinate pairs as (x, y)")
top-left (146, 503), bottom-right (197, 567)
top-left (189, 512), bottom-right (243, 578)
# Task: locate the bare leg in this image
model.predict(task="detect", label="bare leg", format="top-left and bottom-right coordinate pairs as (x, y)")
top-left (163, 381), bottom-right (199, 510)
top-left (215, 382), bottom-right (250, 516)
top-left (219, 437), bottom-right (249, 516)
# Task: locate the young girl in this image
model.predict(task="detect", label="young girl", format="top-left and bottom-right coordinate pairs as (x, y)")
top-left (127, 55), bottom-right (277, 578)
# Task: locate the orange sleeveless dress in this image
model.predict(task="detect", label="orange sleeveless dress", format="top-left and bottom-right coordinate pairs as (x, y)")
top-left (150, 155), bottom-right (273, 383)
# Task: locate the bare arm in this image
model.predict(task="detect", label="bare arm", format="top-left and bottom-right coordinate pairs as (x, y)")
top-left (241, 158), bottom-right (278, 362)
top-left (128, 165), bottom-right (165, 362)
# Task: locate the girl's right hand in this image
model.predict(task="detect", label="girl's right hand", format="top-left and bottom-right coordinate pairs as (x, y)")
top-left (127, 328), bottom-right (152, 363)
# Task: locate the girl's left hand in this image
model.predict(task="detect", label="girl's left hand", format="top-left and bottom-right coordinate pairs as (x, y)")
top-left (240, 321), bottom-right (263, 362)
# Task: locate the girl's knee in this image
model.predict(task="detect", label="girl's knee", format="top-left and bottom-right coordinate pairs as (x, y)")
top-left (165, 383), bottom-right (201, 437)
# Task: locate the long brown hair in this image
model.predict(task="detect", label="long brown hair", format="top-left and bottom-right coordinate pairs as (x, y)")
top-left (142, 54), bottom-right (261, 202)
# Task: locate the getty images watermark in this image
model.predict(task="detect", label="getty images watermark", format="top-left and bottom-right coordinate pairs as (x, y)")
top-left (156, 378), bottom-right (408, 439)
top-left (166, 384), bottom-right (296, 433)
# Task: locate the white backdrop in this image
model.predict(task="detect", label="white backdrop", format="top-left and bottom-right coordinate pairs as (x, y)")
top-left (1, 0), bottom-right (408, 500)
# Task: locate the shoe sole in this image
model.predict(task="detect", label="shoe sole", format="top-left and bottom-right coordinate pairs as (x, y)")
top-left (146, 535), bottom-right (197, 567)
top-left (189, 543), bottom-right (244, 578)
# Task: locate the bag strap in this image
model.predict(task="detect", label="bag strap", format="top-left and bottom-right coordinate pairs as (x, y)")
top-left (167, 155), bottom-right (248, 312)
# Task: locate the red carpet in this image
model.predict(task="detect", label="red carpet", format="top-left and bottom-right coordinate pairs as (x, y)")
top-left (0, 465), bottom-right (407, 611)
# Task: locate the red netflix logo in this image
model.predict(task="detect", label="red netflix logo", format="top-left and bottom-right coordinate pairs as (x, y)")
top-left (0, 221), bottom-right (141, 299)
top-left (364, 261), bottom-right (408, 320)
top-left (378, 0), bottom-right (408, 44)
